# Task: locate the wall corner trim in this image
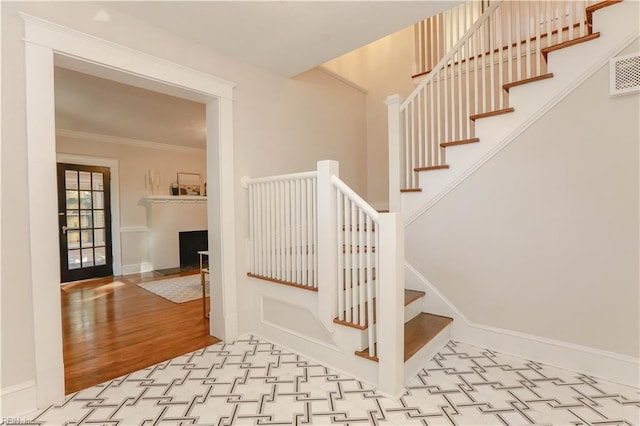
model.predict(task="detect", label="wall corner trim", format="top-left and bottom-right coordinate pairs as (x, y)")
top-left (404, 262), bottom-right (640, 388)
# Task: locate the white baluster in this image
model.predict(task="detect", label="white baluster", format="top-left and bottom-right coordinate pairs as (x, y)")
top-left (489, 9), bottom-right (496, 111)
top-left (284, 180), bottom-right (291, 281)
top-left (344, 195), bottom-right (352, 322)
top-left (337, 190), bottom-right (344, 320)
top-left (301, 179), bottom-right (307, 286)
top-left (358, 208), bottom-right (365, 326)
top-left (350, 200), bottom-right (358, 324)
top-left (366, 215), bottom-right (374, 356)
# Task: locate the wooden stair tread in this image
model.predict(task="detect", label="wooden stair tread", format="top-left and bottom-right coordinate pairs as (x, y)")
top-left (404, 289), bottom-right (425, 306)
top-left (400, 188), bottom-right (422, 193)
top-left (541, 33), bottom-right (600, 60)
top-left (470, 108), bottom-right (514, 121)
top-left (404, 313), bottom-right (453, 361)
top-left (334, 290), bottom-right (426, 330)
top-left (246, 273), bottom-right (318, 292)
top-left (440, 138), bottom-right (480, 148)
top-left (503, 73), bottom-right (554, 92)
top-left (354, 312), bottom-right (453, 362)
top-left (414, 164), bottom-right (450, 172)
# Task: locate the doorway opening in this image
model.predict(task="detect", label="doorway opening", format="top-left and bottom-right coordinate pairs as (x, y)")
top-left (23, 13), bottom-right (238, 408)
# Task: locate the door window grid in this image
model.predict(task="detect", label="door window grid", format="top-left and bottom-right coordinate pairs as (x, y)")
top-left (65, 170), bottom-right (107, 269)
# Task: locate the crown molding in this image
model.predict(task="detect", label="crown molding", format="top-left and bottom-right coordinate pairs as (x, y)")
top-left (56, 129), bottom-right (206, 154)
top-left (315, 66), bottom-right (368, 94)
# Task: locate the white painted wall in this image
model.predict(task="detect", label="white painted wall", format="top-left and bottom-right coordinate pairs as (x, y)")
top-left (322, 26), bottom-right (417, 209)
top-left (57, 135), bottom-right (207, 272)
top-left (1, 1), bottom-right (367, 411)
top-left (406, 60), bottom-right (640, 358)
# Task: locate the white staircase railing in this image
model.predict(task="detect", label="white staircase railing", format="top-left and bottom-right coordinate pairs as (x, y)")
top-left (245, 160), bottom-right (404, 396)
top-left (332, 175), bottom-right (379, 355)
top-left (247, 171), bottom-right (318, 289)
top-left (388, 0), bottom-right (600, 198)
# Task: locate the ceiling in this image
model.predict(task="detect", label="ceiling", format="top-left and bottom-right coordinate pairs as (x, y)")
top-left (55, 67), bottom-right (207, 148)
top-left (56, 1), bottom-right (460, 148)
top-left (103, 1), bottom-right (460, 77)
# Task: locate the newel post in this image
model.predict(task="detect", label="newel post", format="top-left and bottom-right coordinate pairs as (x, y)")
top-left (385, 94), bottom-right (403, 213)
top-left (316, 160), bottom-right (339, 332)
top-left (376, 212), bottom-right (405, 397)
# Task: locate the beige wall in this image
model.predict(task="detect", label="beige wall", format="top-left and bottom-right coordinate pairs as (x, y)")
top-left (406, 60), bottom-right (640, 357)
top-left (1, 0), bottom-right (366, 393)
top-left (323, 27), bottom-right (417, 208)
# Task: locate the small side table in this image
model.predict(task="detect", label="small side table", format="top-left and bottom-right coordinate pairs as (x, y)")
top-left (198, 250), bottom-right (210, 319)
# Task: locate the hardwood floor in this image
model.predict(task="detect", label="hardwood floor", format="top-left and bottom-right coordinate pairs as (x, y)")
top-left (61, 271), bottom-right (220, 394)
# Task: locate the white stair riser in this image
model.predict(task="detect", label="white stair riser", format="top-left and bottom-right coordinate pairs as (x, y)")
top-left (404, 298), bottom-right (423, 323)
top-left (404, 322), bottom-right (452, 384)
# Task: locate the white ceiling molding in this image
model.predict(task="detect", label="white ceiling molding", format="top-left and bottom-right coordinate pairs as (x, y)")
top-left (315, 66), bottom-right (368, 94)
top-left (56, 129), bottom-right (206, 154)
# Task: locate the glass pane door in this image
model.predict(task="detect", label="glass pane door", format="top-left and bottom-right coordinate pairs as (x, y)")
top-left (57, 163), bottom-right (113, 282)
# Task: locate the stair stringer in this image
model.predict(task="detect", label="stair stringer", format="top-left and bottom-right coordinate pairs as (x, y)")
top-left (402, 0), bottom-right (640, 225)
top-left (403, 262), bottom-right (640, 388)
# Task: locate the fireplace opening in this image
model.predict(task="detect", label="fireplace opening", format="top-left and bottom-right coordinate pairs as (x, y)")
top-left (179, 230), bottom-right (208, 268)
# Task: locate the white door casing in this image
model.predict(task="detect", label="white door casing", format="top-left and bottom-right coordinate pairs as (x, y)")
top-left (21, 13), bottom-right (238, 408)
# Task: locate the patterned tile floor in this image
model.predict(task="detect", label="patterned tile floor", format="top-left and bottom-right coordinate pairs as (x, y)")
top-left (18, 336), bottom-right (640, 425)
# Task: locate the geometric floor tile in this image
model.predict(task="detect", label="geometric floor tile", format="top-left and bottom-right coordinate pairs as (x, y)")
top-left (22, 337), bottom-right (640, 425)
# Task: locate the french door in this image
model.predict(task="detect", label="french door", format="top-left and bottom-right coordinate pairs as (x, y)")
top-left (57, 163), bottom-right (113, 282)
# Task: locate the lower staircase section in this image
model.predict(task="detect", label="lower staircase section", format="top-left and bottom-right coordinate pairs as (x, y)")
top-left (244, 161), bottom-right (453, 396)
top-left (350, 290), bottom-right (453, 382)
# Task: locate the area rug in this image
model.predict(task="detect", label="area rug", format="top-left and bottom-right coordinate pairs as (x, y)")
top-left (137, 274), bottom-right (209, 303)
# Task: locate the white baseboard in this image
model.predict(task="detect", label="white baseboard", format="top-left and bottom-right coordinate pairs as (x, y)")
top-left (121, 262), bottom-right (153, 276)
top-left (0, 380), bottom-right (37, 418)
top-left (405, 262), bottom-right (640, 388)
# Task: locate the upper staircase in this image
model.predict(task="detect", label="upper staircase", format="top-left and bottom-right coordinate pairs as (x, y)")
top-left (387, 0), bottom-right (635, 220)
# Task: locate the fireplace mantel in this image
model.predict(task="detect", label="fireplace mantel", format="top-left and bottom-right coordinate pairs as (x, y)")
top-left (143, 195), bottom-right (207, 204)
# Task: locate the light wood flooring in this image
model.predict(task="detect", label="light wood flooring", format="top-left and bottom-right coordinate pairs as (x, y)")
top-left (61, 271), bottom-right (220, 394)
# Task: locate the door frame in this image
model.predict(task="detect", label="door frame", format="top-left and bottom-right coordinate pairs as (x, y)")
top-left (56, 154), bottom-right (122, 279)
top-left (22, 13), bottom-right (239, 408)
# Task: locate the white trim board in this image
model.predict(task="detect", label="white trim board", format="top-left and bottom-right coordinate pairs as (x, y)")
top-left (0, 380), bottom-right (37, 419)
top-left (404, 262), bottom-right (640, 388)
top-left (56, 153), bottom-right (122, 277)
top-left (121, 262), bottom-right (154, 276)
top-left (120, 226), bottom-right (149, 233)
top-left (56, 129), bottom-right (206, 154)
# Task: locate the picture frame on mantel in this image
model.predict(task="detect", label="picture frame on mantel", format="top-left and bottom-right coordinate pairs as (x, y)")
top-left (177, 172), bottom-right (201, 196)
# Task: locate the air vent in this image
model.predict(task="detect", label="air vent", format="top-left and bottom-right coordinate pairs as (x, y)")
top-left (610, 52), bottom-right (640, 96)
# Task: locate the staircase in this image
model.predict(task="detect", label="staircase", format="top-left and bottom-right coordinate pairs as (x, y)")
top-left (243, 0), bottom-right (635, 398)
top-left (244, 161), bottom-right (453, 396)
top-left (387, 0), bottom-right (635, 220)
